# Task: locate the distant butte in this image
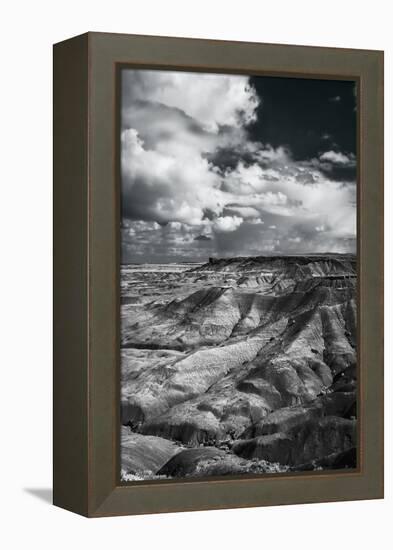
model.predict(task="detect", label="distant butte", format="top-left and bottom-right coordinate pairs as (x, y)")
top-left (194, 235), bottom-right (212, 241)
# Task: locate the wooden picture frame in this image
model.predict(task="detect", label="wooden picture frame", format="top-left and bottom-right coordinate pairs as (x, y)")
top-left (53, 32), bottom-right (384, 517)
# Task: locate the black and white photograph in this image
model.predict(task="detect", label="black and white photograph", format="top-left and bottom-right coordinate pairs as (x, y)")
top-left (1, 0), bottom-right (388, 537)
top-left (119, 68), bottom-right (358, 481)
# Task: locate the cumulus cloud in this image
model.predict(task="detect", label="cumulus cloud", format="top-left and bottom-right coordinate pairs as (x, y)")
top-left (122, 69), bottom-right (259, 132)
top-left (319, 150), bottom-right (354, 165)
top-left (121, 69), bottom-right (357, 261)
top-left (121, 128), bottom-right (222, 224)
top-left (120, 71), bottom-right (261, 229)
top-left (223, 206), bottom-right (261, 219)
top-left (122, 219), bottom-right (214, 263)
top-left (213, 216), bottom-right (243, 233)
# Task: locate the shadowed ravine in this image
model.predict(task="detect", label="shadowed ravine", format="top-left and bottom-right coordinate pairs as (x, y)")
top-left (120, 254), bottom-right (357, 481)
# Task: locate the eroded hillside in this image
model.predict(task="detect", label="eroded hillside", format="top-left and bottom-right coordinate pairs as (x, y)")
top-left (120, 254), bottom-right (357, 481)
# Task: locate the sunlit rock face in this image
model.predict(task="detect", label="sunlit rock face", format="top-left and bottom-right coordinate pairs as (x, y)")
top-left (120, 254), bottom-right (357, 480)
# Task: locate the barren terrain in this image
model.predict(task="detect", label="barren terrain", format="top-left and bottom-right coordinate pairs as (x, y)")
top-left (120, 254), bottom-right (357, 481)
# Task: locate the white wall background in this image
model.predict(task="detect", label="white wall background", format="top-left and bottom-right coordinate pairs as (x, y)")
top-left (0, 0), bottom-right (391, 547)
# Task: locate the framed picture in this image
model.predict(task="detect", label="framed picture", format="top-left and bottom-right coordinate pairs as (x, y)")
top-left (53, 32), bottom-right (384, 517)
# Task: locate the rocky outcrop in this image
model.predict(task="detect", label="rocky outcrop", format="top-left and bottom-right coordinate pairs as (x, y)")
top-left (120, 426), bottom-right (181, 479)
top-left (232, 416), bottom-right (356, 466)
top-left (294, 447), bottom-right (357, 471)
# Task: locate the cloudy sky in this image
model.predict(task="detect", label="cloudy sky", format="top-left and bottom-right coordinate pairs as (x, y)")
top-left (120, 69), bottom-right (357, 263)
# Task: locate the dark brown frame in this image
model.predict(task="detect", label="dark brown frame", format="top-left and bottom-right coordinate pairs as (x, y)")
top-left (53, 32), bottom-right (384, 517)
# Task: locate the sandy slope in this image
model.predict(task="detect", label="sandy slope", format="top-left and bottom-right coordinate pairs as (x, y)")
top-left (120, 254), bottom-right (357, 479)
